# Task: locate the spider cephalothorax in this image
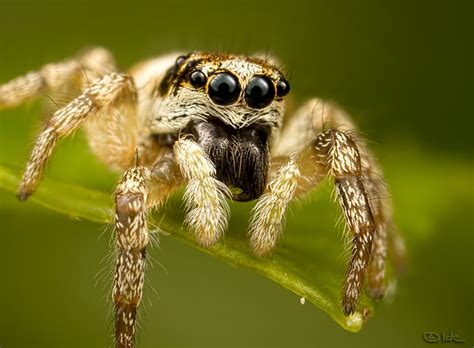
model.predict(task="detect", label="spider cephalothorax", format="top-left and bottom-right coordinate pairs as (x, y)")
top-left (0, 47), bottom-right (405, 348)
top-left (154, 53), bottom-right (289, 201)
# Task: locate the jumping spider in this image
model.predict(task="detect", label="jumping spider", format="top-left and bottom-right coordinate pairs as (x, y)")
top-left (0, 47), bottom-right (405, 347)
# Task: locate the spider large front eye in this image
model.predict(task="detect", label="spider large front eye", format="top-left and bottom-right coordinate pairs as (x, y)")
top-left (245, 76), bottom-right (275, 109)
top-left (208, 72), bottom-right (241, 105)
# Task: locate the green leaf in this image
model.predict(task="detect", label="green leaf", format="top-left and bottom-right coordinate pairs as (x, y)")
top-left (0, 163), bottom-right (372, 332)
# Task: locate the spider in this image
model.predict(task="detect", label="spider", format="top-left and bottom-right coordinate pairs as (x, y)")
top-left (0, 47), bottom-right (405, 347)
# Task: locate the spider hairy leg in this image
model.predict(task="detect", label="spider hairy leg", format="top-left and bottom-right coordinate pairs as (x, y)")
top-left (0, 60), bottom-right (80, 109)
top-left (113, 166), bottom-right (150, 348)
top-left (248, 159), bottom-right (300, 256)
top-left (17, 73), bottom-right (135, 200)
top-left (313, 129), bottom-right (375, 315)
top-left (0, 47), bottom-right (116, 110)
top-left (365, 170), bottom-right (406, 294)
top-left (341, 136), bottom-right (406, 303)
top-left (363, 163), bottom-right (389, 299)
top-left (173, 138), bottom-right (230, 247)
top-left (275, 98), bottom-right (405, 308)
top-left (364, 161), bottom-right (406, 296)
top-left (113, 149), bottom-right (181, 348)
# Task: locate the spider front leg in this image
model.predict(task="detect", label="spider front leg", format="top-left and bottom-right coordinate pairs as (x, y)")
top-left (113, 152), bottom-right (181, 348)
top-left (173, 138), bottom-right (230, 247)
top-left (17, 72), bottom-right (135, 199)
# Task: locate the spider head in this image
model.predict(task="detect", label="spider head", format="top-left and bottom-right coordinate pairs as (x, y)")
top-left (153, 52), bottom-right (290, 131)
top-left (152, 52), bottom-right (291, 201)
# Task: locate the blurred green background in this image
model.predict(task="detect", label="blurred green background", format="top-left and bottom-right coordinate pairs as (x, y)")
top-left (0, 0), bottom-right (472, 347)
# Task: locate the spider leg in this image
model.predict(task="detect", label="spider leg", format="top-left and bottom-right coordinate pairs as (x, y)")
top-left (18, 72), bottom-right (136, 200)
top-left (0, 47), bottom-right (117, 110)
top-left (313, 129), bottom-right (375, 315)
top-left (363, 162), bottom-right (390, 299)
top-left (113, 149), bottom-right (181, 348)
top-left (248, 158), bottom-right (300, 256)
top-left (251, 99), bottom-right (404, 314)
top-left (173, 138), bottom-right (230, 247)
top-left (114, 166), bottom-right (150, 348)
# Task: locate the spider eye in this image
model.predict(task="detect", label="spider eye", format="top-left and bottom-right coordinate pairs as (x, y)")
top-left (276, 79), bottom-right (290, 97)
top-left (208, 72), bottom-right (241, 105)
top-left (175, 55), bottom-right (186, 67)
top-left (245, 76), bottom-right (275, 109)
top-left (190, 70), bottom-right (207, 88)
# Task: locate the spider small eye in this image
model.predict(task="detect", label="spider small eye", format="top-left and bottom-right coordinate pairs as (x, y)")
top-left (276, 79), bottom-right (290, 97)
top-left (208, 72), bottom-right (241, 105)
top-left (175, 55), bottom-right (186, 67)
top-left (190, 70), bottom-right (207, 88)
top-left (245, 76), bottom-right (275, 109)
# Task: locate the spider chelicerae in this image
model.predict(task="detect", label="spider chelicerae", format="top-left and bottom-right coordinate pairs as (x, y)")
top-left (0, 47), bottom-right (405, 347)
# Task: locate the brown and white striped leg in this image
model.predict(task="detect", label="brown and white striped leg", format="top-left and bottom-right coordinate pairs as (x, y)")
top-left (363, 158), bottom-right (406, 297)
top-left (349, 131), bottom-right (403, 299)
top-left (17, 72), bottom-right (135, 199)
top-left (366, 164), bottom-right (406, 281)
top-left (173, 138), bottom-right (230, 247)
top-left (363, 157), bottom-right (406, 279)
top-left (363, 163), bottom-right (389, 299)
top-left (313, 129), bottom-right (376, 315)
top-left (0, 47), bottom-right (116, 109)
top-left (114, 166), bottom-right (150, 348)
top-left (113, 154), bottom-right (181, 348)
